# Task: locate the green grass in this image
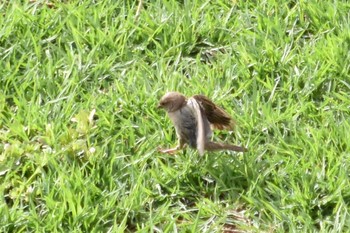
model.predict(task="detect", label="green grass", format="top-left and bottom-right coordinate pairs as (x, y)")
top-left (1, 0), bottom-right (350, 232)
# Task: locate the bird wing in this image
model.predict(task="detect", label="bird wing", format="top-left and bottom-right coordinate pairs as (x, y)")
top-left (187, 98), bottom-right (205, 156)
top-left (193, 95), bottom-right (235, 130)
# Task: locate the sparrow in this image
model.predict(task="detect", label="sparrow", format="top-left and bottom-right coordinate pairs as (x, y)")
top-left (157, 91), bottom-right (247, 156)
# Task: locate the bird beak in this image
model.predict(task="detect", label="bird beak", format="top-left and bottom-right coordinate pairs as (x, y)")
top-left (157, 103), bottom-right (162, 109)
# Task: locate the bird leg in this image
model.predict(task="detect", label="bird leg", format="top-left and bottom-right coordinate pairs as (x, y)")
top-left (158, 147), bottom-right (179, 154)
top-left (204, 141), bottom-right (247, 152)
top-left (158, 139), bottom-right (186, 155)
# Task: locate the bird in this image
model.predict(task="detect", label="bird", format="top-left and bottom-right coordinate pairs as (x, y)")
top-left (157, 91), bottom-right (247, 156)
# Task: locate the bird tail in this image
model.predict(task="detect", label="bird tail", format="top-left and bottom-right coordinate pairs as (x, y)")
top-left (205, 141), bottom-right (247, 152)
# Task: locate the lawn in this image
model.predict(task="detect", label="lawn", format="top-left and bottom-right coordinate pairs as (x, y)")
top-left (1, 0), bottom-right (350, 232)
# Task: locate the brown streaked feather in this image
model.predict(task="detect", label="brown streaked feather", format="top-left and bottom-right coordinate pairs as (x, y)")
top-left (193, 94), bottom-right (235, 130)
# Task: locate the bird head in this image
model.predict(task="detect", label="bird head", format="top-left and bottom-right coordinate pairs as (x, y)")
top-left (158, 92), bottom-right (187, 112)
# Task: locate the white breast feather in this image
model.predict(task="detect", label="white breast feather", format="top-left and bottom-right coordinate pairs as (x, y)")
top-left (188, 98), bottom-right (205, 156)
